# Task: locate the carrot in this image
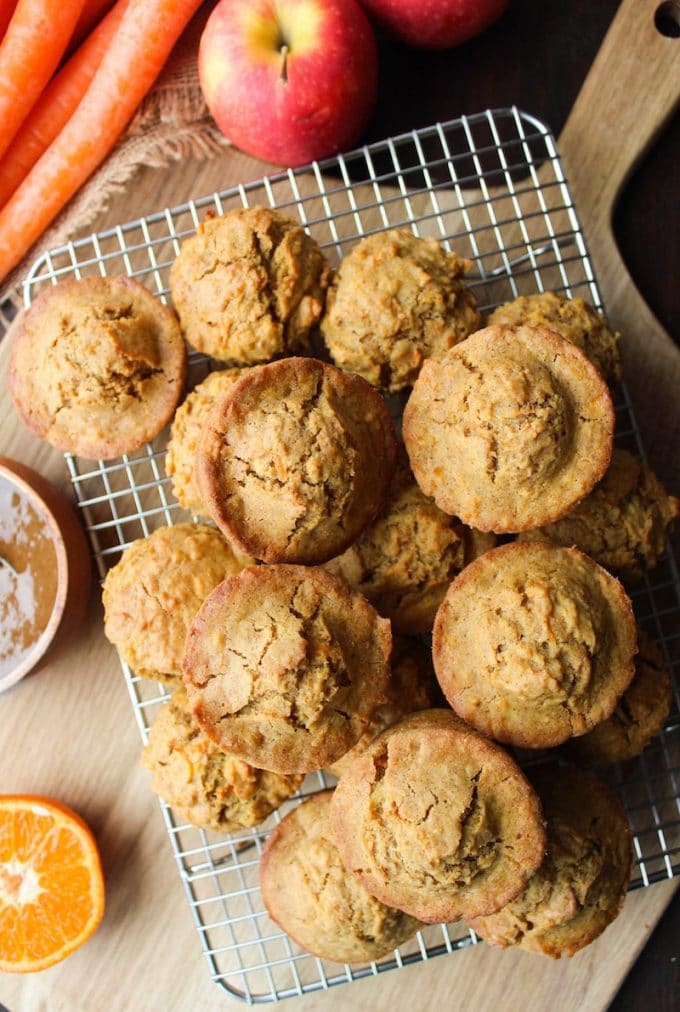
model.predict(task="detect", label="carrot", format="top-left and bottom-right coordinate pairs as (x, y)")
top-left (0, 0), bottom-right (204, 285)
top-left (0, 0), bottom-right (86, 162)
top-left (68, 0), bottom-right (116, 53)
top-left (0, 0), bottom-right (131, 208)
top-left (0, 0), bottom-right (18, 40)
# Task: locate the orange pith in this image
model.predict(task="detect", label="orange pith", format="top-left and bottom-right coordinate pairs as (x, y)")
top-left (0, 795), bottom-right (105, 973)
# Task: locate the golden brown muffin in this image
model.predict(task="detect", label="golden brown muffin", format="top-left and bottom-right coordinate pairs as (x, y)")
top-left (327, 636), bottom-right (438, 778)
top-left (169, 207), bottom-right (330, 364)
top-left (403, 324), bottom-right (615, 533)
top-left (196, 358), bottom-right (397, 565)
top-left (320, 229), bottom-right (480, 393)
top-left (260, 791), bottom-right (421, 963)
top-left (518, 450), bottom-right (680, 582)
top-left (182, 565), bottom-right (392, 775)
top-left (488, 291), bottom-right (621, 385)
top-left (325, 455), bottom-right (496, 634)
top-left (469, 766), bottom-right (633, 957)
top-left (142, 689), bottom-right (303, 832)
top-left (103, 523), bottom-right (253, 683)
top-left (330, 709), bottom-right (547, 924)
top-left (433, 542), bottom-right (637, 749)
top-left (8, 276), bottom-right (186, 460)
top-left (566, 631), bottom-right (672, 764)
top-left (165, 367), bottom-right (247, 514)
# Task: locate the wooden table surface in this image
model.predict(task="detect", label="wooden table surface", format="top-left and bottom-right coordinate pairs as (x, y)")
top-left (1, 2), bottom-right (679, 1010)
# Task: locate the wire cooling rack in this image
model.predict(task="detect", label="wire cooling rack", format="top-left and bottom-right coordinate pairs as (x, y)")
top-left (23, 108), bottom-right (680, 1003)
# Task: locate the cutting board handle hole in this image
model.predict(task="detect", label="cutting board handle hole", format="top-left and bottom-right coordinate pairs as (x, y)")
top-left (655, 1), bottom-right (680, 37)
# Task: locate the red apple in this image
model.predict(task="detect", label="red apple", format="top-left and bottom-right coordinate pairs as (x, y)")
top-left (357, 0), bottom-right (510, 49)
top-left (199, 0), bottom-right (379, 167)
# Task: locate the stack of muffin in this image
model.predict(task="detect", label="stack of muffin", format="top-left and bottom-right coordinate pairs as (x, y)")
top-left (7, 207), bottom-right (679, 964)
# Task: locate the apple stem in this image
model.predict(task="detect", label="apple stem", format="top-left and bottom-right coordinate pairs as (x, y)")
top-left (279, 43), bottom-right (289, 83)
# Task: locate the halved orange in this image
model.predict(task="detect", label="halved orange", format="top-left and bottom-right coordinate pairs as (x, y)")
top-left (0, 795), bottom-right (105, 973)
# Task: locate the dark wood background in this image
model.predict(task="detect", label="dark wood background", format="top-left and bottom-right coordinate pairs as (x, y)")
top-left (363, 1), bottom-right (679, 1007)
top-left (365, 0), bottom-right (679, 347)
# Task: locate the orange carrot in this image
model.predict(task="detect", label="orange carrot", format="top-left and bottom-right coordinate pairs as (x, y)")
top-left (68, 0), bottom-right (116, 53)
top-left (0, 1), bottom-right (18, 40)
top-left (0, 0), bottom-right (131, 208)
top-left (0, 0), bottom-right (86, 162)
top-left (0, 0), bottom-right (204, 285)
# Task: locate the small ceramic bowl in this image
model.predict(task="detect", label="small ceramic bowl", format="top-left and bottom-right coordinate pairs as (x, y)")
top-left (0, 458), bottom-right (91, 693)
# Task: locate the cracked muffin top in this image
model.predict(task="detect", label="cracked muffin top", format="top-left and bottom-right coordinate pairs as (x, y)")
top-left (488, 291), bottom-right (621, 385)
top-left (260, 790), bottom-right (421, 963)
top-left (518, 450), bottom-right (680, 582)
top-left (327, 636), bottom-right (439, 779)
top-left (469, 766), bottom-right (633, 957)
top-left (197, 357), bottom-right (397, 565)
top-left (182, 565), bottom-right (392, 774)
top-left (320, 229), bottom-right (480, 393)
top-left (141, 688), bottom-right (303, 833)
top-left (325, 454), bottom-right (496, 633)
top-left (103, 523), bottom-right (253, 683)
top-left (566, 630), bottom-right (672, 765)
top-left (8, 276), bottom-right (186, 460)
top-left (169, 207), bottom-right (331, 365)
top-left (402, 324), bottom-right (615, 533)
top-left (330, 709), bottom-right (546, 924)
top-left (433, 542), bottom-right (637, 749)
top-left (166, 367), bottom-right (248, 515)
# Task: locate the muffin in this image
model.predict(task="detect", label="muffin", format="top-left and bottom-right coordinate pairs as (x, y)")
top-left (330, 709), bottom-right (547, 924)
top-left (8, 276), bottom-right (186, 460)
top-left (567, 631), bottom-right (672, 764)
top-left (142, 689), bottom-right (303, 832)
top-left (469, 766), bottom-right (633, 957)
top-left (518, 450), bottom-right (680, 582)
top-left (402, 324), bottom-right (615, 533)
top-left (488, 291), bottom-right (621, 385)
top-left (169, 207), bottom-right (330, 364)
top-left (325, 454), bottom-right (496, 634)
top-left (103, 523), bottom-right (253, 683)
top-left (165, 367), bottom-right (247, 514)
top-left (197, 357), bottom-right (397, 565)
top-left (320, 230), bottom-right (480, 393)
top-left (433, 542), bottom-right (638, 749)
top-left (182, 565), bottom-right (392, 774)
top-left (261, 791), bottom-right (421, 963)
top-left (327, 636), bottom-right (438, 778)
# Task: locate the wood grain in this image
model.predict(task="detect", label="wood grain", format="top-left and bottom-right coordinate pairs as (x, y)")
top-left (1, 2), bottom-right (679, 1007)
top-left (559, 0), bottom-right (680, 485)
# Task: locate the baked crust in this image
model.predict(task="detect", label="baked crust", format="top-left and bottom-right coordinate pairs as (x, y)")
top-left (403, 324), bottom-right (615, 533)
top-left (169, 206), bottom-right (330, 365)
top-left (260, 791), bottom-right (421, 963)
top-left (488, 291), bottom-right (621, 385)
top-left (142, 689), bottom-right (303, 832)
top-left (166, 367), bottom-right (248, 514)
top-left (518, 449), bottom-right (680, 581)
top-left (8, 276), bottom-right (186, 460)
top-left (330, 709), bottom-right (546, 924)
top-left (320, 229), bottom-right (480, 393)
top-left (469, 766), bottom-right (633, 958)
top-left (182, 564), bottom-right (392, 774)
top-left (103, 523), bottom-right (252, 683)
top-left (196, 357), bottom-right (397, 565)
top-left (432, 542), bottom-right (638, 749)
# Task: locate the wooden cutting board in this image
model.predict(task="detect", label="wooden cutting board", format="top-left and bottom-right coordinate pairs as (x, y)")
top-left (1, 1), bottom-right (678, 1009)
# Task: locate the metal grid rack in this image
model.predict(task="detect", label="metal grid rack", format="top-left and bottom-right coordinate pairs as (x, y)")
top-left (23, 108), bottom-right (680, 1003)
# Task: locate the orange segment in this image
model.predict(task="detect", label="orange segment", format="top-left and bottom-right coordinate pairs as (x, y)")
top-left (0, 796), bottom-right (105, 973)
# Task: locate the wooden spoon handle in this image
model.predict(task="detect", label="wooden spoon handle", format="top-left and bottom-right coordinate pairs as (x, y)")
top-left (558, 0), bottom-right (680, 483)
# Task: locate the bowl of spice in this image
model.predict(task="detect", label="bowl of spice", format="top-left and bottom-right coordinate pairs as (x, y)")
top-left (0, 458), bottom-right (91, 692)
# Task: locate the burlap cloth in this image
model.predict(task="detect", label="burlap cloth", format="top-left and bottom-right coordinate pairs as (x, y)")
top-left (0, 8), bottom-right (227, 331)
